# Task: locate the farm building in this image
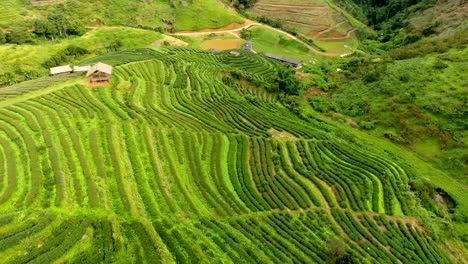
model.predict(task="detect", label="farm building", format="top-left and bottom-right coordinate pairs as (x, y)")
top-left (73, 65), bottom-right (91, 73)
top-left (86, 62), bottom-right (113, 82)
top-left (263, 53), bottom-right (302, 68)
top-left (49, 65), bottom-right (72, 75)
top-left (243, 41), bottom-right (253, 51)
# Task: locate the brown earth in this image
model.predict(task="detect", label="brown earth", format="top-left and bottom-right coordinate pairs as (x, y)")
top-left (86, 81), bottom-right (110, 88)
top-left (200, 39), bottom-right (241, 51)
top-left (304, 86), bottom-right (326, 99)
top-left (296, 72), bottom-right (311, 79)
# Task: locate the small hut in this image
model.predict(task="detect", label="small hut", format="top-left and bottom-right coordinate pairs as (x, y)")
top-left (49, 65), bottom-right (72, 75)
top-left (86, 62), bottom-right (113, 83)
top-left (243, 41), bottom-right (253, 51)
top-left (263, 53), bottom-right (302, 68)
top-left (73, 65), bottom-right (91, 73)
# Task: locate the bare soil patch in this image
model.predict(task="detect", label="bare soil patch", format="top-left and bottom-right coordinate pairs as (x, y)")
top-left (296, 72), bottom-right (311, 79)
top-left (304, 86), bottom-right (326, 99)
top-left (86, 81), bottom-right (110, 88)
top-left (200, 39), bottom-right (240, 51)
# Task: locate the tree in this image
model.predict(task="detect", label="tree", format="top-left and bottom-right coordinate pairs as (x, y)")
top-left (240, 29), bottom-right (251, 40)
top-left (327, 238), bottom-right (347, 259)
top-left (326, 237), bottom-right (359, 264)
top-left (47, 13), bottom-right (70, 38)
top-left (33, 19), bottom-right (50, 38)
top-left (67, 21), bottom-right (87, 36)
top-left (275, 67), bottom-right (303, 95)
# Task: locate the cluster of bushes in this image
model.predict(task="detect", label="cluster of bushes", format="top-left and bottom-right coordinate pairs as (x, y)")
top-left (0, 13), bottom-right (86, 46)
top-left (42, 45), bottom-right (89, 68)
top-left (0, 30), bottom-right (36, 45)
top-left (232, 0), bottom-right (258, 10)
top-left (389, 31), bottom-right (468, 60)
top-left (257, 16), bottom-right (282, 28)
top-left (240, 28), bottom-right (251, 40)
top-left (33, 13), bottom-right (86, 40)
top-left (0, 66), bottom-right (41, 87)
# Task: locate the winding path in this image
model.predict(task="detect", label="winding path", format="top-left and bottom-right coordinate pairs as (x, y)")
top-left (173, 20), bottom-right (346, 57)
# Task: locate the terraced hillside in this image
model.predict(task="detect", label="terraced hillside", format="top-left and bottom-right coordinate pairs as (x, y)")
top-left (0, 48), bottom-right (456, 263)
top-left (249, 0), bottom-right (356, 39)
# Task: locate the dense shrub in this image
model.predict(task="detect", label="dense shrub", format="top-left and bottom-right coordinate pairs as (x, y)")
top-left (258, 16), bottom-right (283, 28)
top-left (309, 97), bottom-right (332, 113)
top-left (6, 30), bottom-right (35, 44)
top-left (42, 45), bottom-right (90, 68)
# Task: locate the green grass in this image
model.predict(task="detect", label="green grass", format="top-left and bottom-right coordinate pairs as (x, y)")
top-left (174, 1), bottom-right (243, 31)
top-left (247, 26), bottom-right (316, 61)
top-left (314, 37), bottom-right (358, 55)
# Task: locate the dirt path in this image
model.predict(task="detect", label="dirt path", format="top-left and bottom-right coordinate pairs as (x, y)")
top-left (262, 24), bottom-right (340, 57)
top-left (174, 20), bottom-right (259, 36)
top-left (174, 20), bottom-right (344, 57)
top-left (85, 20), bottom-right (348, 57)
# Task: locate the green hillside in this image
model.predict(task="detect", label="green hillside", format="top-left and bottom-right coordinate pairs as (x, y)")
top-left (0, 47), bottom-right (464, 262)
top-left (0, 0), bottom-right (243, 31)
top-left (0, 0), bottom-right (467, 263)
top-left (0, 27), bottom-right (163, 86)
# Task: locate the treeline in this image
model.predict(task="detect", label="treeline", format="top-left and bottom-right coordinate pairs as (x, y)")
top-left (232, 0), bottom-right (257, 10)
top-left (32, 13), bottom-right (86, 40)
top-left (0, 13), bottom-right (86, 45)
top-left (335, 0), bottom-right (441, 51)
top-left (337, 0), bottom-right (436, 27)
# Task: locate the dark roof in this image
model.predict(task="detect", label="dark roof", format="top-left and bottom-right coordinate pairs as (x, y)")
top-left (263, 53), bottom-right (301, 66)
top-left (243, 41), bottom-right (252, 49)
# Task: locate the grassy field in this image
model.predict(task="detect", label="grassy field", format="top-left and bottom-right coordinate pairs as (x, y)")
top-left (246, 26), bottom-right (316, 61)
top-left (0, 47), bottom-right (464, 262)
top-left (174, 1), bottom-right (243, 31)
top-left (314, 38), bottom-right (358, 55)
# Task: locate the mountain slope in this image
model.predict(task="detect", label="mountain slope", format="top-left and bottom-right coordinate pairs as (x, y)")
top-left (0, 48), bottom-right (461, 263)
top-left (0, 0), bottom-right (243, 31)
